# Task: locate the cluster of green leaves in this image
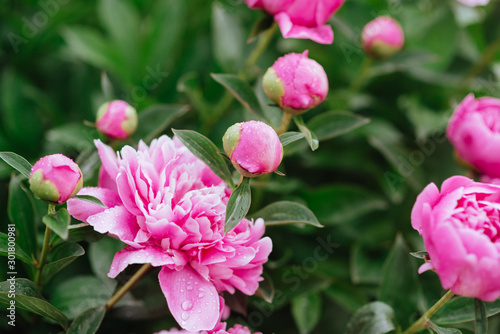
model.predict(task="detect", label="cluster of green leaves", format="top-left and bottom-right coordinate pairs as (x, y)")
top-left (1, 0), bottom-right (500, 333)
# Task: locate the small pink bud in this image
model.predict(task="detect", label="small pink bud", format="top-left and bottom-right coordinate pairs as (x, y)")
top-left (263, 50), bottom-right (328, 115)
top-left (96, 100), bottom-right (137, 139)
top-left (29, 154), bottom-right (83, 205)
top-left (223, 121), bottom-right (283, 178)
top-left (361, 16), bottom-right (404, 59)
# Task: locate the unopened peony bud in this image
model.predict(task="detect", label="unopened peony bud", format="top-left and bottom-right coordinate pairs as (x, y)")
top-left (96, 100), bottom-right (137, 139)
top-left (29, 154), bottom-right (83, 205)
top-left (223, 121), bottom-right (283, 178)
top-left (263, 50), bottom-right (328, 115)
top-left (361, 16), bottom-right (404, 59)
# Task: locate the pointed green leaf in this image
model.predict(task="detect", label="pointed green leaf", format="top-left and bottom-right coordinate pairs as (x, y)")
top-left (255, 272), bottom-right (274, 303)
top-left (292, 293), bottom-right (322, 334)
top-left (294, 116), bottom-right (319, 151)
top-left (345, 302), bottom-right (395, 334)
top-left (225, 177), bottom-right (251, 233)
top-left (133, 104), bottom-right (189, 144)
top-left (212, 3), bottom-right (244, 72)
top-left (428, 322), bottom-right (463, 334)
top-left (100, 72), bottom-right (114, 101)
top-left (173, 129), bottom-right (234, 188)
top-left (249, 201), bottom-right (322, 227)
top-left (279, 132), bottom-right (306, 146)
top-left (0, 232), bottom-right (35, 267)
top-left (74, 195), bottom-right (107, 208)
top-left (88, 237), bottom-right (124, 281)
top-left (434, 297), bottom-right (500, 325)
top-left (67, 305), bottom-right (106, 334)
top-left (474, 299), bottom-right (488, 334)
top-left (0, 278), bottom-right (68, 329)
top-left (308, 111), bottom-right (370, 142)
top-left (42, 242), bottom-right (85, 283)
top-left (0, 152), bottom-right (32, 178)
top-left (8, 174), bottom-right (37, 258)
top-left (211, 73), bottom-right (265, 120)
top-left (42, 208), bottom-right (71, 240)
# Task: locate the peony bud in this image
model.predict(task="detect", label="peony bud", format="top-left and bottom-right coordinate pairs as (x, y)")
top-left (96, 100), bottom-right (137, 139)
top-left (263, 50), bottom-right (328, 115)
top-left (223, 121), bottom-right (283, 178)
top-left (361, 16), bottom-right (404, 59)
top-left (29, 154), bottom-right (83, 205)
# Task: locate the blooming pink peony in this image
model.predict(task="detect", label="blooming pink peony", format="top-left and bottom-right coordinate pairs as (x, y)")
top-left (457, 0), bottom-right (490, 6)
top-left (244, 0), bottom-right (345, 44)
top-left (29, 154), bottom-right (83, 205)
top-left (156, 323), bottom-right (259, 334)
top-left (361, 16), bottom-right (404, 59)
top-left (96, 100), bottom-right (137, 139)
top-left (67, 136), bottom-right (272, 331)
top-left (411, 176), bottom-right (500, 301)
top-left (223, 121), bottom-right (283, 177)
top-left (446, 94), bottom-right (500, 178)
top-left (263, 51), bottom-right (328, 114)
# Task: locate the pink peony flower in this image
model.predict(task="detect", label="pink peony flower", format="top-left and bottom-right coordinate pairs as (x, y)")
top-left (29, 154), bottom-right (83, 205)
top-left (411, 176), bottom-right (500, 301)
top-left (223, 121), bottom-right (283, 177)
top-left (244, 0), bottom-right (345, 44)
top-left (361, 16), bottom-right (404, 59)
top-left (457, 0), bottom-right (490, 6)
top-left (156, 323), bottom-right (259, 334)
top-left (446, 94), bottom-right (500, 178)
top-left (262, 50), bottom-right (328, 114)
top-left (67, 136), bottom-right (272, 332)
top-left (96, 100), bottom-right (138, 139)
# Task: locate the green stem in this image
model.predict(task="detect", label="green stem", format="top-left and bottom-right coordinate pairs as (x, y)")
top-left (34, 204), bottom-right (56, 286)
top-left (402, 290), bottom-right (455, 334)
top-left (105, 263), bottom-right (152, 311)
top-left (277, 113), bottom-right (293, 135)
top-left (349, 57), bottom-right (373, 95)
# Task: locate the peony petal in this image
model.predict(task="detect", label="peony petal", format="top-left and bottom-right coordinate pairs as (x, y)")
top-left (67, 187), bottom-right (122, 223)
top-left (108, 246), bottom-right (179, 278)
top-left (274, 12), bottom-right (333, 44)
top-left (159, 265), bottom-right (219, 332)
top-left (95, 139), bottom-right (120, 181)
top-left (411, 182), bottom-right (440, 233)
top-left (87, 205), bottom-right (141, 247)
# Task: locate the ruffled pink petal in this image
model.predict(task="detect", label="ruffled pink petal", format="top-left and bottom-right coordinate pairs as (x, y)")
top-left (95, 139), bottom-right (120, 181)
top-left (67, 187), bottom-right (122, 223)
top-left (159, 265), bottom-right (219, 332)
top-left (274, 12), bottom-right (333, 44)
top-left (87, 205), bottom-right (141, 247)
top-left (108, 246), bottom-right (182, 278)
top-left (411, 182), bottom-right (440, 232)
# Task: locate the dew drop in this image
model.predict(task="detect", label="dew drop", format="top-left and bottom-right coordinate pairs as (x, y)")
top-left (187, 286), bottom-right (193, 291)
top-left (198, 293), bottom-right (205, 298)
top-left (181, 311), bottom-right (190, 320)
top-left (182, 300), bottom-right (193, 311)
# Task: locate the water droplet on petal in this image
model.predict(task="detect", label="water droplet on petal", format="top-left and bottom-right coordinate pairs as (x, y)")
top-left (187, 286), bottom-right (193, 291)
top-left (182, 300), bottom-right (193, 311)
top-left (198, 293), bottom-right (205, 298)
top-left (181, 311), bottom-right (189, 320)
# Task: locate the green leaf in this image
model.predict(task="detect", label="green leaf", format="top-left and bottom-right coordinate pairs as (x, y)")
top-left (379, 234), bottom-right (421, 329)
top-left (8, 174), bottom-right (37, 259)
top-left (100, 71), bottom-right (114, 101)
top-left (324, 282), bottom-right (369, 313)
top-left (428, 322), bottom-right (463, 334)
top-left (74, 195), bottom-right (107, 208)
top-left (50, 275), bottom-right (114, 320)
top-left (279, 132), bottom-right (306, 146)
top-left (249, 201), bottom-right (322, 227)
top-left (211, 73), bottom-right (265, 120)
top-left (64, 225), bottom-right (106, 245)
top-left (255, 272), bottom-right (274, 303)
top-left (344, 302), bottom-right (396, 334)
top-left (474, 299), bottom-right (488, 334)
top-left (308, 111), bottom-right (370, 142)
top-left (172, 129), bottom-right (234, 188)
top-left (0, 152), bottom-right (32, 178)
top-left (434, 297), bottom-right (500, 325)
top-left (225, 177), bottom-right (251, 233)
top-left (132, 104), bottom-right (189, 144)
top-left (42, 207), bottom-right (71, 240)
top-left (247, 13), bottom-right (275, 43)
top-left (294, 116), bottom-right (319, 151)
top-left (211, 3), bottom-right (244, 72)
top-left (291, 293), bottom-right (322, 334)
top-left (0, 278), bottom-right (68, 329)
top-left (67, 305), bottom-right (106, 334)
top-left (0, 232), bottom-right (34, 267)
top-left (88, 237), bottom-right (124, 281)
top-left (42, 242), bottom-right (85, 283)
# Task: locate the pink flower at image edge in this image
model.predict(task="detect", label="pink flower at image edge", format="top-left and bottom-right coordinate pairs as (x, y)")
top-left (457, 0), bottom-right (490, 7)
top-left (67, 136), bottom-right (272, 331)
top-left (244, 0), bottom-right (346, 44)
top-left (411, 176), bottom-right (500, 301)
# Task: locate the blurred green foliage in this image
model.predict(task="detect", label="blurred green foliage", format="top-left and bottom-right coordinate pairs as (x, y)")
top-left (1, 0), bottom-right (500, 333)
